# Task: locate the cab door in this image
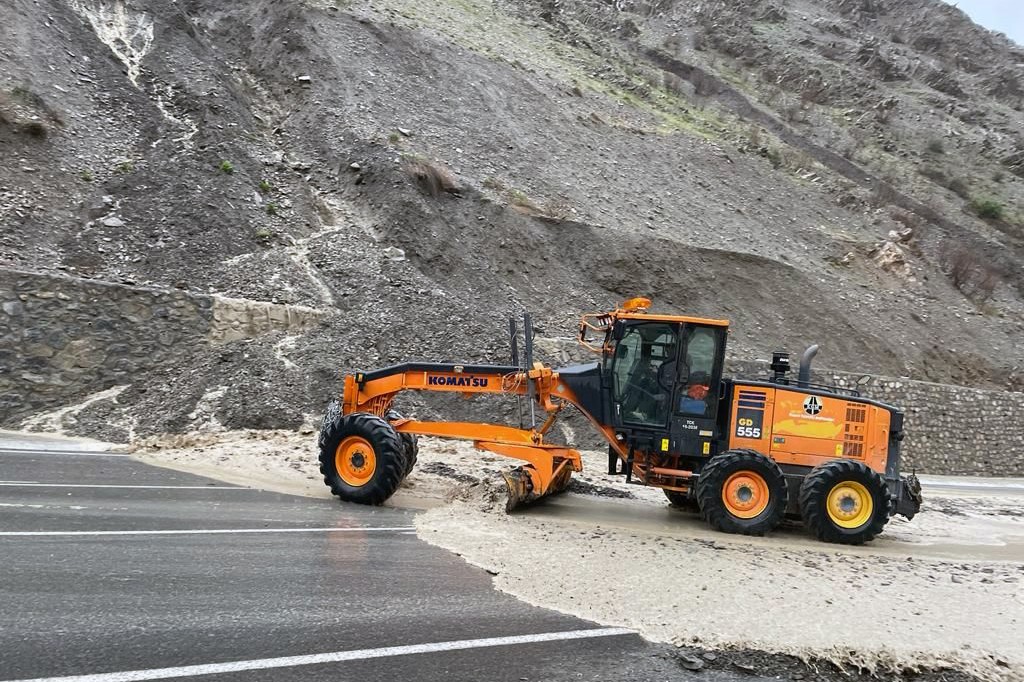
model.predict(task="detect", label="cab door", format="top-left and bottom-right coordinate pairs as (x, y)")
top-left (670, 324), bottom-right (727, 458)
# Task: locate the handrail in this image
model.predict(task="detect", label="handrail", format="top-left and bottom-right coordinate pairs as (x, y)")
top-left (577, 312), bottom-right (613, 354)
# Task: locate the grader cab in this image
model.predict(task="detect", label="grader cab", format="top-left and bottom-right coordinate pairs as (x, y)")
top-left (318, 298), bottom-right (922, 544)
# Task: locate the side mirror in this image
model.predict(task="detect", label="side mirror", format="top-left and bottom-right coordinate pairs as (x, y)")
top-left (612, 321), bottom-right (626, 340)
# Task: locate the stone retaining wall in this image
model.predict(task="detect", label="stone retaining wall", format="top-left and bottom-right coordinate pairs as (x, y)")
top-left (0, 268), bottom-right (320, 424)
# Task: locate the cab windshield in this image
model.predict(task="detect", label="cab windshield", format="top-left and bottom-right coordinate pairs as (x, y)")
top-left (611, 323), bottom-right (677, 427)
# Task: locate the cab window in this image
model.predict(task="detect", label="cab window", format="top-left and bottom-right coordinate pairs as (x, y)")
top-left (612, 323), bottom-right (677, 427)
top-left (676, 326), bottom-right (720, 416)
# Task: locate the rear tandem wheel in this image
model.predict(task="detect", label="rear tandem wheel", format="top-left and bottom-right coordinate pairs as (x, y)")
top-left (799, 459), bottom-right (890, 545)
top-left (695, 449), bottom-right (788, 536)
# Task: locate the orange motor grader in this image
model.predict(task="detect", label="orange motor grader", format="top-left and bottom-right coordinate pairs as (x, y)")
top-left (318, 298), bottom-right (922, 544)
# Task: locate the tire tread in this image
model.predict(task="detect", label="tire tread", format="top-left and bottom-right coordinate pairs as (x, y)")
top-left (695, 448), bottom-right (788, 536)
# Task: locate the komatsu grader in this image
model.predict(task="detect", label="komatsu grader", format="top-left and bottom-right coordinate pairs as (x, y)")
top-left (318, 298), bottom-right (922, 544)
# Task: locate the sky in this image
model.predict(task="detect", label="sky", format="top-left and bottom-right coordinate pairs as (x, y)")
top-left (945, 0), bottom-right (1024, 46)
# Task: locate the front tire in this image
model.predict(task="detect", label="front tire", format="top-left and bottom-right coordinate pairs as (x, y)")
top-left (319, 412), bottom-right (406, 505)
top-left (400, 434), bottom-right (418, 475)
top-left (696, 449), bottom-right (788, 536)
top-left (386, 409), bottom-right (418, 477)
top-left (318, 399), bottom-right (341, 451)
top-left (799, 459), bottom-right (890, 545)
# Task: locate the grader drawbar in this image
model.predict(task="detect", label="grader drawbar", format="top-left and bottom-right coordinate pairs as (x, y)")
top-left (318, 298), bottom-right (922, 544)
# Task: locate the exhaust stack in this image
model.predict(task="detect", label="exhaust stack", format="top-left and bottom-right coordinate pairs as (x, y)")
top-left (797, 344), bottom-right (819, 387)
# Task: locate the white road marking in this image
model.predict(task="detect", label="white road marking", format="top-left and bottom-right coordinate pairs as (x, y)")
top-left (920, 477), bottom-right (1024, 491)
top-left (0, 499), bottom-right (87, 503)
top-left (0, 527), bottom-right (415, 537)
top-left (0, 483), bottom-right (245, 490)
top-left (0, 449), bottom-right (130, 458)
top-left (4, 628), bottom-right (635, 682)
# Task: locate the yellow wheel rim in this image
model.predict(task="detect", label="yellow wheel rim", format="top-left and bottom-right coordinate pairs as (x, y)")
top-left (335, 436), bottom-right (376, 487)
top-left (826, 481), bottom-right (873, 529)
top-left (721, 470), bottom-right (770, 519)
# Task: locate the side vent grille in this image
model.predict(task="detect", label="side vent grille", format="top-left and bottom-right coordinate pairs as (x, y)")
top-left (843, 405), bottom-right (867, 458)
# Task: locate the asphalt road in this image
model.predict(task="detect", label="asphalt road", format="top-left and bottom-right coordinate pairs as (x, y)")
top-left (0, 441), bottom-right (733, 682)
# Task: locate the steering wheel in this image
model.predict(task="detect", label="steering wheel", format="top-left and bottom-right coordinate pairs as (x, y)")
top-left (631, 383), bottom-right (663, 403)
top-left (622, 368), bottom-right (665, 411)
top-left (658, 361), bottom-right (685, 391)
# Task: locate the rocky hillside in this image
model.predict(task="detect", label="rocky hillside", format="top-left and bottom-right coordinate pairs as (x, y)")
top-left (2, 0), bottom-right (1023, 438)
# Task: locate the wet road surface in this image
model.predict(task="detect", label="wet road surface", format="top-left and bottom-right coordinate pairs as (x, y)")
top-left (0, 439), bottom-right (746, 682)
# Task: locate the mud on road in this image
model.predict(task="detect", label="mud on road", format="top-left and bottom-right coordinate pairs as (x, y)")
top-left (134, 430), bottom-right (1024, 681)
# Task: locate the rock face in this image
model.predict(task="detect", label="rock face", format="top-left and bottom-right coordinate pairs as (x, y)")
top-left (2, 0), bottom-right (1024, 471)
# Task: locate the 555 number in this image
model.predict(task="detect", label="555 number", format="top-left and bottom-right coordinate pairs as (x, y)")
top-left (735, 417), bottom-right (761, 439)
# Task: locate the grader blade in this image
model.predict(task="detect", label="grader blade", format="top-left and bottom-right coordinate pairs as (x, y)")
top-left (501, 465), bottom-right (573, 513)
top-left (502, 468), bottom-right (533, 513)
